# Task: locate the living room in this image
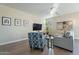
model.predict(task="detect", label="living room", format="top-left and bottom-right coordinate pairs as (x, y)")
top-left (0, 3), bottom-right (79, 55)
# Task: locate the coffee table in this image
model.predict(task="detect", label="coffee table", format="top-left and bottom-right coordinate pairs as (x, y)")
top-left (45, 36), bottom-right (54, 55)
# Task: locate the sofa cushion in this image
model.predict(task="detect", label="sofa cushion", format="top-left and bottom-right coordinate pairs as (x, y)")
top-left (63, 32), bottom-right (70, 38)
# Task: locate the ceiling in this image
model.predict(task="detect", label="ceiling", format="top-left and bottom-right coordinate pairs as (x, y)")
top-left (1, 3), bottom-right (79, 18)
top-left (0, 3), bottom-right (53, 18)
top-left (56, 3), bottom-right (79, 16)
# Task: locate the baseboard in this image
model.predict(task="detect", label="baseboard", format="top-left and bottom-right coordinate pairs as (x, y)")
top-left (0, 38), bottom-right (28, 45)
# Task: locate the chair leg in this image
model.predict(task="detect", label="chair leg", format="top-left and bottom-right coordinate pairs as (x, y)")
top-left (41, 48), bottom-right (44, 51)
top-left (30, 48), bottom-right (34, 52)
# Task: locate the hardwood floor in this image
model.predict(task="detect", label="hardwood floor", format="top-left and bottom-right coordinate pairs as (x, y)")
top-left (0, 39), bottom-right (79, 55)
top-left (0, 40), bottom-right (48, 55)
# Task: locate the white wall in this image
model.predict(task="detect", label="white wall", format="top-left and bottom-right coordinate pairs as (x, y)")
top-left (47, 12), bottom-right (79, 39)
top-left (0, 5), bottom-right (42, 44)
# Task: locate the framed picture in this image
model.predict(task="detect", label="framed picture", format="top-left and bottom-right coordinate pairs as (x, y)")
top-left (14, 19), bottom-right (21, 26)
top-left (23, 20), bottom-right (29, 26)
top-left (56, 22), bottom-right (63, 30)
top-left (2, 16), bottom-right (11, 26)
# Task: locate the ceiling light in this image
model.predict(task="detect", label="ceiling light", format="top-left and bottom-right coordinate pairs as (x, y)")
top-left (50, 3), bottom-right (59, 16)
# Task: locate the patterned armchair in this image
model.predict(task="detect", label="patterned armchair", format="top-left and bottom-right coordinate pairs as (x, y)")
top-left (28, 32), bottom-right (46, 50)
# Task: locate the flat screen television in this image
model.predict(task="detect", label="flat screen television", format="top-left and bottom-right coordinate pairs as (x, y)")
top-left (33, 23), bottom-right (42, 31)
